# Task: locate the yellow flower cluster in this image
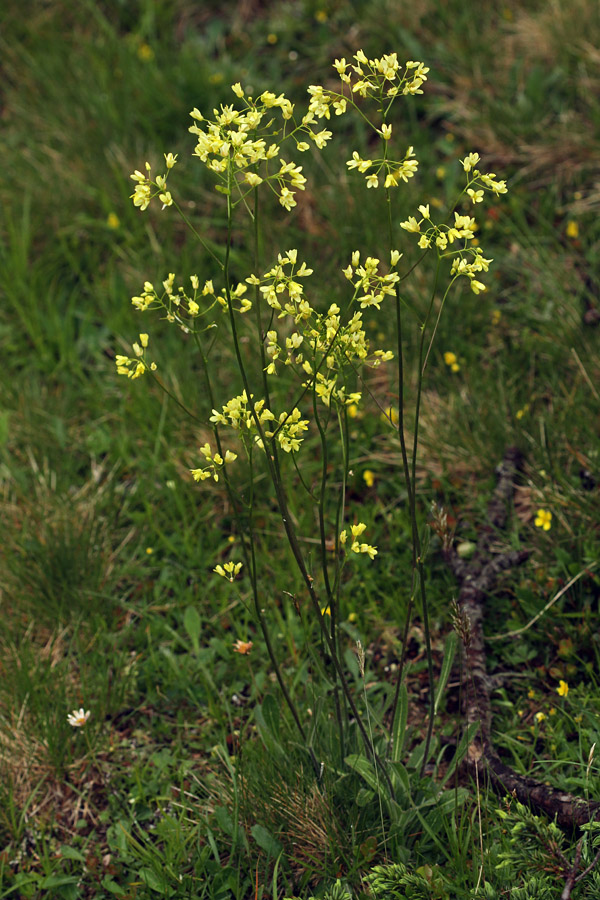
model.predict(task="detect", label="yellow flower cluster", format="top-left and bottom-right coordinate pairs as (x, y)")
top-left (254, 250), bottom-right (394, 409)
top-left (308, 53), bottom-right (429, 191)
top-left (460, 152), bottom-right (507, 195)
top-left (210, 391), bottom-right (273, 431)
top-left (248, 249), bottom-right (314, 322)
top-left (131, 272), bottom-right (251, 332)
top-left (130, 153), bottom-right (177, 211)
top-left (263, 408), bottom-right (309, 453)
top-left (214, 560), bottom-right (243, 581)
top-left (190, 442), bottom-right (237, 483)
top-left (534, 509), bottom-right (552, 531)
top-left (346, 145), bottom-right (419, 190)
top-left (400, 203), bottom-right (493, 294)
top-left (187, 84), bottom-right (331, 211)
top-left (443, 351), bottom-right (460, 373)
top-left (209, 391), bottom-right (309, 454)
top-left (449, 249), bottom-right (492, 295)
top-left (115, 333), bottom-right (157, 379)
top-left (332, 52), bottom-right (429, 100)
top-left (343, 250), bottom-right (401, 309)
top-left (339, 522), bottom-right (377, 560)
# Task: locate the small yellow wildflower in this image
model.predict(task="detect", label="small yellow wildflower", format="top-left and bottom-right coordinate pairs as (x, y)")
top-left (137, 43), bottom-right (154, 62)
top-left (381, 406), bottom-right (399, 426)
top-left (535, 711), bottom-right (546, 723)
top-left (214, 561), bottom-right (243, 582)
top-left (348, 612), bottom-right (358, 623)
top-left (557, 680), bottom-right (569, 698)
top-left (527, 689), bottom-right (535, 699)
top-left (443, 351), bottom-right (457, 366)
top-left (566, 221), bottom-right (579, 239)
top-left (549, 708), bottom-right (556, 716)
top-left (347, 403), bottom-right (359, 418)
top-left (233, 640), bottom-right (253, 655)
top-left (107, 212), bottom-right (120, 229)
top-left (363, 470), bottom-right (375, 488)
top-left (315, 9), bottom-right (328, 22)
top-left (321, 606), bottom-right (331, 616)
top-left (516, 404), bottom-right (530, 420)
top-left (267, 32), bottom-right (278, 44)
top-left (534, 509), bottom-right (552, 531)
top-left (145, 547), bottom-right (153, 555)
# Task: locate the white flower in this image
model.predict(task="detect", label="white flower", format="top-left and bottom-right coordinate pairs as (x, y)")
top-left (67, 708), bottom-right (90, 728)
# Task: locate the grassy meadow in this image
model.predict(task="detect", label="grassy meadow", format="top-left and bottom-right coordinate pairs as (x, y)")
top-left (1, 1), bottom-right (600, 897)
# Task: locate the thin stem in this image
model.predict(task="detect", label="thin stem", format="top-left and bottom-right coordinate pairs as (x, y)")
top-left (172, 200), bottom-right (223, 270)
top-left (148, 371), bottom-right (204, 423)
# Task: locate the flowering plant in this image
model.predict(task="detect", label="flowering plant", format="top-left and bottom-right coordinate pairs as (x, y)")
top-left (119, 50), bottom-right (506, 789)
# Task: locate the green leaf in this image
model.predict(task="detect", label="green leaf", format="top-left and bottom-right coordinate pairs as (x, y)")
top-left (261, 694), bottom-right (280, 739)
top-left (390, 682), bottom-right (408, 763)
top-left (344, 753), bottom-right (379, 792)
top-left (434, 631), bottom-right (457, 716)
top-left (101, 877), bottom-right (127, 896)
top-left (138, 867), bottom-right (169, 894)
top-left (58, 844), bottom-right (86, 862)
top-left (0, 410), bottom-right (9, 447)
top-left (183, 605), bottom-right (202, 652)
top-left (439, 721), bottom-right (479, 789)
top-left (39, 875), bottom-right (79, 888)
top-left (251, 824), bottom-right (283, 857)
top-left (355, 787), bottom-right (375, 807)
top-left (254, 695), bottom-right (284, 755)
top-left (214, 804), bottom-right (234, 836)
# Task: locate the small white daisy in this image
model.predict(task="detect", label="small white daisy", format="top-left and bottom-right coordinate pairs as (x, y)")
top-left (67, 708), bottom-right (90, 728)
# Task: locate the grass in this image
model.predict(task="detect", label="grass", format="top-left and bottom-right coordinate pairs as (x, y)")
top-left (1, 0), bottom-right (600, 897)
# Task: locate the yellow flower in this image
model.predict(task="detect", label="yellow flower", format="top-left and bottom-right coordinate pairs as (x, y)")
top-left (535, 711), bottom-right (546, 723)
top-left (363, 470), bottom-right (375, 488)
top-left (443, 351), bottom-right (457, 366)
top-left (348, 612), bottom-right (358, 623)
top-left (214, 561), bottom-right (243, 582)
top-left (321, 606), bottom-right (331, 616)
top-left (145, 547), bottom-right (153, 555)
top-left (527, 689), bottom-right (535, 699)
top-left (233, 640), bottom-right (253, 655)
top-left (566, 220), bottom-right (579, 239)
top-left (380, 406), bottom-right (398, 426)
top-left (137, 43), bottom-right (154, 62)
top-left (267, 32), bottom-right (277, 44)
top-left (534, 509), bottom-right (552, 531)
top-left (107, 212), bottom-right (120, 229)
top-left (347, 403), bottom-right (359, 418)
top-left (557, 680), bottom-right (569, 697)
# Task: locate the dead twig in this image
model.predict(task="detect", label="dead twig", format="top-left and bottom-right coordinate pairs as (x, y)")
top-left (444, 447), bottom-right (600, 828)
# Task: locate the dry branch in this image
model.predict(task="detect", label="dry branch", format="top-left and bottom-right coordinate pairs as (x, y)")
top-left (445, 447), bottom-right (600, 828)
